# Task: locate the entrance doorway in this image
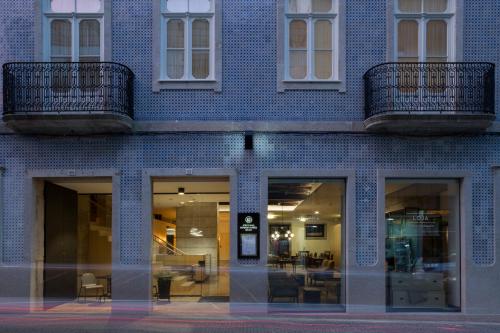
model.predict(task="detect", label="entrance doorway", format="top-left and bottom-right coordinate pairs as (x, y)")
top-left (34, 178), bottom-right (113, 307)
top-left (151, 177), bottom-right (230, 303)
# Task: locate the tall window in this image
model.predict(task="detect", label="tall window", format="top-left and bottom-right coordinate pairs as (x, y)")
top-left (285, 0), bottom-right (339, 81)
top-left (43, 0), bottom-right (103, 62)
top-left (395, 0), bottom-right (455, 62)
top-left (161, 0), bottom-right (214, 80)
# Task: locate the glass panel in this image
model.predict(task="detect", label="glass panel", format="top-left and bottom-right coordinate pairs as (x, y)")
top-left (267, 179), bottom-right (345, 308)
top-left (424, 0), bottom-right (447, 12)
top-left (289, 20), bottom-right (307, 49)
top-left (79, 20), bottom-right (100, 57)
top-left (167, 19), bottom-right (184, 48)
top-left (288, 0), bottom-right (311, 13)
top-left (192, 19), bottom-right (209, 48)
top-left (385, 179), bottom-right (461, 311)
top-left (426, 20), bottom-right (447, 59)
top-left (51, 19), bottom-right (72, 57)
top-left (312, 0), bottom-right (331, 12)
top-left (397, 20), bottom-right (418, 60)
top-left (51, 0), bottom-right (75, 12)
top-left (167, 50), bottom-right (184, 79)
top-left (192, 50), bottom-right (209, 79)
top-left (189, 0), bottom-right (211, 12)
top-left (167, 0), bottom-right (188, 12)
top-left (289, 51), bottom-right (307, 79)
top-left (76, 0), bottom-right (101, 12)
top-left (398, 0), bottom-right (421, 12)
top-left (315, 51), bottom-right (332, 79)
top-left (314, 20), bottom-right (331, 49)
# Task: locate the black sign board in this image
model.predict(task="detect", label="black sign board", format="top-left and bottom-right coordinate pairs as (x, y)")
top-left (237, 213), bottom-right (260, 259)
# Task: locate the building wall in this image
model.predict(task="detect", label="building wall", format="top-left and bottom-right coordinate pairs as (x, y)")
top-left (1, 1), bottom-right (499, 120)
top-left (0, 0), bottom-right (500, 314)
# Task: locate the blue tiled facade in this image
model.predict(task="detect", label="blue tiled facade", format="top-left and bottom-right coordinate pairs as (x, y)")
top-left (1, 0), bottom-right (500, 311)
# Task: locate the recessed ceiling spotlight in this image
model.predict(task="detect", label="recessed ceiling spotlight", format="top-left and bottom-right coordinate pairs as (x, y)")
top-left (314, 211), bottom-right (320, 215)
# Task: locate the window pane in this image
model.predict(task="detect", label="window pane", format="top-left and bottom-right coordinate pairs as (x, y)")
top-left (426, 20), bottom-right (447, 58)
top-left (289, 50), bottom-right (307, 79)
top-left (385, 179), bottom-right (461, 311)
top-left (167, 0), bottom-right (188, 12)
top-left (314, 20), bottom-right (331, 49)
top-left (315, 51), bottom-right (332, 79)
top-left (189, 0), bottom-right (211, 12)
top-left (192, 50), bottom-right (209, 79)
top-left (51, 20), bottom-right (72, 57)
top-left (167, 19), bottom-right (184, 48)
top-left (398, 0), bottom-right (421, 12)
top-left (289, 20), bottom-right (307, 49)
top-left (424, 0), bottom-right (447, 12)
top-left (192, 19), bottom-right (209, 49)
top-left (288, 0), bottom-right (311, 13)
top-left (51, 0), bottom-right (75, 12)
top-left (267, 179), bottom-right (345, 307)
top-left (79, 20), bottom-right (100, 57)
top-left (397, 20), bottom-right (418, 59)
top-left (76, 0), bottom-right (101, 12)
top-left (312, 0), bottom-right (331, 12)
top-left (167, 50), bottom-right (184, 79)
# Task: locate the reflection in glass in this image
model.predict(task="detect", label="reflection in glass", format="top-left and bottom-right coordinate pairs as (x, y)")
top-left (424, 0), bottom-right (448, 12)
top-left (314, 20), bottom-right (332, 79)
top-left (385, 179), bottom-right (460, 311)
top-left (267, 179), bottom-right (344, 307)
top-left (51, 0), bottom-right (75, 12)
top-left (288, 0), bottom-right (333, 13)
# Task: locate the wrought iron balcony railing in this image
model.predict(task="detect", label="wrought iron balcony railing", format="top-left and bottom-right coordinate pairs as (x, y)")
top-left (364, 62), bottom-right (495, 119)
top-left (2, 62), bottom-right (134, 118)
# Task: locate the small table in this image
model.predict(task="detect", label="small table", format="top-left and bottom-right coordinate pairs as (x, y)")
top-left (303, 287), bottom-right (321, 303)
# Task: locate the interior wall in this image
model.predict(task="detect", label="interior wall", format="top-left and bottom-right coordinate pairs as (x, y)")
top-left (218, 211), bottom-right (230, 261)
top-left (176, 203), bottom-right (218, 272)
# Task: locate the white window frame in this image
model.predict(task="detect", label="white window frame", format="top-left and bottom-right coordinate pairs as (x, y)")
top-left (41, 0), bottom-right (105, 62)
top-left (160, 1), bottom-right (215, 81)
top-left (153, 0), bottom-right (222, 91)
top-left (277, 0), bottom-right (346, 92)
top-left (393, 0), bottom-right (457, 62)
top-left (34, 0), bottom-right (113, 61)
top-left (284, 4), bottom-right (339, 81)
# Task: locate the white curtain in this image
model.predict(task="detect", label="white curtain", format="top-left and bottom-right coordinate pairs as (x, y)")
top-left (314, 20), bottom-right (332, 79)
top-left (167, 19), bottom-right (185, 79)
top-left (51, 19), bottom-right (72, 61)
top-left (398, 0), bottom-right (421, 12)
top-left (424, 0), bottom-right (447, 13)
top-left (289, 20), bottom-right (307, 79)
top-left (426, 20), bottom-right (447, 61)
top-left (79, 19), bottom-right (100, 61)
top-left (397, 20), bottom-right (418, 61)
top-left (192, 19), bottom-right (209, 79)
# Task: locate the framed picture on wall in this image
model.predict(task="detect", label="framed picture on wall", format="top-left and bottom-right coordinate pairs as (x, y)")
top-left (305, 224), bottom-right (326, 239)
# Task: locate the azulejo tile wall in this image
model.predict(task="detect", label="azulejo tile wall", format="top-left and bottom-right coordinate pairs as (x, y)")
top-left (2, 0), bottom-right (499, 120)
top-left (0, 133), bottom-right (497, 266)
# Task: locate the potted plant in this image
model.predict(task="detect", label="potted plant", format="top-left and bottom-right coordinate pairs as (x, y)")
top-left (155, 269), bottom-right (173, 301)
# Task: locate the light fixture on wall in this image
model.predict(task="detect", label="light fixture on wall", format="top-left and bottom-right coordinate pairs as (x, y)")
top-left (244, 134), bottom-right (253, 150)
top-left (178, 187), bottom-right (185, 195)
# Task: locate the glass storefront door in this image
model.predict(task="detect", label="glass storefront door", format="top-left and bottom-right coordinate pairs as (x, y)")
top-left (385, 179), bottom-right (461, 311)
top-left (267, 178), bottom-right (345, 309)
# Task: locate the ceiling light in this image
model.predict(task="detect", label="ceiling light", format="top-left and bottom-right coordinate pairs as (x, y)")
top-left (267, 213), bottom-right (277, 220)
top-left (314, 211), bottom-right (320, 215)
top-left (299, 216), bottom-right (307, 222)
top-left (267, 205), bottom-right (297, 212)
top-left (178, 187), bottom-right (185, 195)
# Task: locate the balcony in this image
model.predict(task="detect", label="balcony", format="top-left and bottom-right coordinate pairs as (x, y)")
top-left (2, 62), bottom-right (134, 135)
top-left (364, 62), bottom-right (495, 135)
